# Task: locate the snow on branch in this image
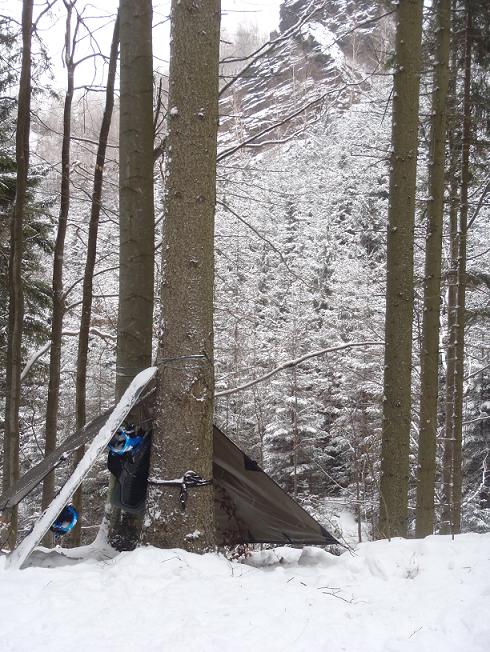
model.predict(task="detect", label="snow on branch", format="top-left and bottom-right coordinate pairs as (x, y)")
top-left (21, 328), bottom-right (116, 382)
top-left (217, 93), bottom-right (326, 162)
top-left (215, 341), bottom-right (384, 398)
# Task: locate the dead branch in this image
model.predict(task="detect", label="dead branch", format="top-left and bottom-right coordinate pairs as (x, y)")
top-left (215, 341), bottom-right (384, 397)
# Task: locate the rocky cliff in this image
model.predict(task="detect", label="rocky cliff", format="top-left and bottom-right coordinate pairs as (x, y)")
top-left (219, 0), bottom-right (391, 151)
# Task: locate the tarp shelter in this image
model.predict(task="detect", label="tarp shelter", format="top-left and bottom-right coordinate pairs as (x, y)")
top-left (0, 391), bottom-right (338, 547)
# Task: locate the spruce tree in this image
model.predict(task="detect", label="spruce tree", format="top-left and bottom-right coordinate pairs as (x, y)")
top-left (108, 0), bottom-right (154, 551)
top-left (415, 0), bottom-right (451, 538)
top-left (378, 0), bottom-right (424, 539)
top-left (144, 0), bottom-right (221, 551)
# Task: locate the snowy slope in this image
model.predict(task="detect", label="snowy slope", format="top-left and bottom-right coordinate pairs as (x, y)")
top-left (1, 533), bottom-right (488, 651)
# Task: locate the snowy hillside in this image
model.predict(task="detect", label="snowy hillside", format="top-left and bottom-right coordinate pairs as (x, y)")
top-left (1, 533), bottom-right (488, 651)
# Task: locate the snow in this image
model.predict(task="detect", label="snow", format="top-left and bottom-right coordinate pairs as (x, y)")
top-left (301, 21), bottom-right (345, 65)
top-left (1, 533), bottom-right (488, 651)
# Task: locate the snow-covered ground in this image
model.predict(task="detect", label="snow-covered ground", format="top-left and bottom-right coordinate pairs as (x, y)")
top-left (1, 533), bottom-right (488, 652)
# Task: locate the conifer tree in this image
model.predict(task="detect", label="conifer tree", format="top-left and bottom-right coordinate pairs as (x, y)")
top-left (1, 0), bottom-right (33, 548)
top-left (108, 0), bottom-right (154, 551)
top-left (449, 4), bottom-right (473, 534)
top-left (378, 0), bottom-right (424, 539)
top-left (144, 0), bottom-right (221, 551)
top-left (415, 0), bottom-right (451, 538)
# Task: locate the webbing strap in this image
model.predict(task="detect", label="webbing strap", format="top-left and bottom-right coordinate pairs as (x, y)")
top-left (147, 471), bottom-right (212, 509)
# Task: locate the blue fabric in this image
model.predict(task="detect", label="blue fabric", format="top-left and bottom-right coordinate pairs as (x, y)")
top-left (108, 429), bottom-right (144, 456)
top-left (51, 504), bottom-right (78, 535)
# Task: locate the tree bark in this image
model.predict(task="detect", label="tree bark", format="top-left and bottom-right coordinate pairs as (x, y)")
top-left (378, 0), bottom-right (423, 539)
top-left (144, 0), bottom-right (221, 551)
top-left (1, 0), bottom-right (33, 549)
top-left (107, 0), bottom-right (154, 551)
top-left (114, 0), bottom-right (154, 400)
top-left (415, 0), bottom-right (451, 538)
top-left (440, 16), bottom-right (460, 534)
top-left (69, 15), bottom-right (119, 547)
top-left (41, 1), bottom-right (76, 526)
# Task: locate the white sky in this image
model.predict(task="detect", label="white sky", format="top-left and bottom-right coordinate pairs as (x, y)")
top-left (2, 0), bottom-right (282, 88)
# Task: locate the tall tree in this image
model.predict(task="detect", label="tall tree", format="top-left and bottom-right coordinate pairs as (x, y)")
top-left (70, 14), bottom-right (120, 547)
top-left (441, 25), bottom-right (461, 534)
top-left (144, 0), bottom-right (221, 551)
top-left (41, 0), bottom-right (77, 519)
top-left (107, 0), bottom-right (154, 550)
top-left (441, 0), bottom-right (489, 535)
top-left (2, 0), bottom-right (33, 549)
top-left (114, 0), bottom-right (154, 401)
top-left (415, 0), bottom-right (451, 538)
top-left (449, 4), bottom-right (473, 534)
top-left (378, 0), bottom-right (423, 539)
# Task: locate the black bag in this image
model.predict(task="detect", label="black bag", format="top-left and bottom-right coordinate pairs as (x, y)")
top-left (108, 431), bottom-right (151, 514)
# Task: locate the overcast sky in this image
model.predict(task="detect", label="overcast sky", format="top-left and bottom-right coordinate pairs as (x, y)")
top-left (2, 0), bottom-right (282, 88)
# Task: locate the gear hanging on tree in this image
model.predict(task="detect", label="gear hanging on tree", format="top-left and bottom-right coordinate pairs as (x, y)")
top-left (107, 424), bottom-right (144, 456)
top-left (178, 471), bottom-right (213, 509)
top-left (148, 470), bottom-right (213, 510)
top-left (50, 504), bottom-right (78, 536)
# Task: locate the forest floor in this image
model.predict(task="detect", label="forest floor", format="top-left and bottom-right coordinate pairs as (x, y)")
top-left (1, 531), bottom-right (488, 651)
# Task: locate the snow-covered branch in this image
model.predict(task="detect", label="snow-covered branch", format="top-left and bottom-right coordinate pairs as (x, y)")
top-left (21, 328), bottom-right (116, 382)
top-left (215, 341), bottom-right (384, 398)
top-left (217, 93), bottom-right (326, 162)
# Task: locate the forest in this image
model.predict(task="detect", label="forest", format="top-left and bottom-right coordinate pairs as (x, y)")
top-left (0, 0), bottom-right (489, 564)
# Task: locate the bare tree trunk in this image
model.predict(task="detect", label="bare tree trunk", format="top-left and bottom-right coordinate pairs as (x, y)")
top-left (378, 0), bottom-right (423, 539)
top-left (292, 366), bottom-right (299, 499)
top-left (415, 0), bottom-right (451, 538)
top-left (441, 121), bottom-right (459, 534)
top-left (107, 0), bottom-right (154, 551)
top-left (144, 0), bottom-right (221, 551)
top-left (1, 0), bottom-right (33, 550)
top-left (69, 15), bottom-right (119, 547)
top-left (355, 462), bottom-right (362, 543)
top-left (41, 1), bottom-right (76, 526)
top-left (451, 6), bottom-right (472, 534)
top-left (440, 14), bottom-right (461, 532)
top-left (114, 0), bottom-right (154, 400)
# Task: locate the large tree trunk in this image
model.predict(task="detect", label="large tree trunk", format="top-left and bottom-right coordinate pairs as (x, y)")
top-left (114, 0), bottom-right (154, 400)
top-left (1, 0), bottom-right (33, 549)
top-left (107, 0), bottom-right (154, 551)
top-left (415, 0), bottom-right (451, 538)
top-left (69, 15), bottom-right (120, 547)
top-left (41, 2), bottom-right (76, 526)
top-left (144, 0), bottom-right (221, 551)
top-left (378, 0), bottom-right (423, 539)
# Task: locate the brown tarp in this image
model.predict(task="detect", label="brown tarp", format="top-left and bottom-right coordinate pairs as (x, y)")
top-left (214, 426), bottom-right (337, 545)
top-left (1, 396), bottom-right (338, 547)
